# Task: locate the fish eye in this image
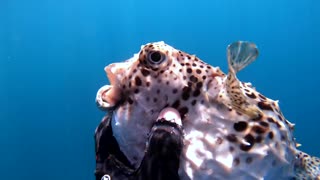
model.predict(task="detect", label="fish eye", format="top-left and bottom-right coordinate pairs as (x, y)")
top-left (147, 51), bottom-right (166, 65)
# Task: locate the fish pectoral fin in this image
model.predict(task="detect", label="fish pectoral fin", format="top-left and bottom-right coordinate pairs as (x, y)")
top-left (244, 105), bottom-right (262, 119)
top-left (224, 41), bottom-right (261, 119)
top-left (227, 41), bottom-right (259, 73)
top-left (233, 104), bottom-right (262, 119)
top-left (294, 151), bottom-right (320, 179)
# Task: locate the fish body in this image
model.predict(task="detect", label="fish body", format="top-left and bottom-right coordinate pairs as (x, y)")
top-left (96, 41), bottom-right (320, 179)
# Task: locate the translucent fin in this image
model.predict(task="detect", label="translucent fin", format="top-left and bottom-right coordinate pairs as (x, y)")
top-left (223, 41), bottom-right (262, 118)
top-left (294, 151), bottom-right (320, 179)
top-left (227, 41), bottom-right (259, 73)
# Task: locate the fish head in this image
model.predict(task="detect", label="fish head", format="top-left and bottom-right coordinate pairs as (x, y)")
top-left (97, 41), bottom-right (225, 167)
top-left (103, 41), bottom-right (225, 117)
top-left (105, 41), bottom-right (177, 92)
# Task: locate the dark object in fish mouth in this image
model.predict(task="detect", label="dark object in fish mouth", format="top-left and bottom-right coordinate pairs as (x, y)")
top-left (136, 118), bottom-right (184, 180)
top-left (95, 112), bottom-right (184, 180)
top-left (94, 114), bottom-right (135, 180)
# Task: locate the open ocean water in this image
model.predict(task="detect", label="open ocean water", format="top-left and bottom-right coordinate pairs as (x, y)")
top-left (0, 0), bottom-right (319, 179)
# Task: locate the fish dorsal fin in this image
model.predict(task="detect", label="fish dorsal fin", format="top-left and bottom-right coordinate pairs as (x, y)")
top-left (227, 41), bottom-right (259, 73)
top-left (222, 41), bottom-right (261, 118)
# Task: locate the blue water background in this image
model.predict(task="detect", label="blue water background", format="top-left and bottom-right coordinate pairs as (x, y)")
top-left (1, 0), bottom-right (319, 179)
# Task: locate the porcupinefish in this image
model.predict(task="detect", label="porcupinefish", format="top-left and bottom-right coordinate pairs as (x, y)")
top-left (96, 41), bottom-right (320, 179)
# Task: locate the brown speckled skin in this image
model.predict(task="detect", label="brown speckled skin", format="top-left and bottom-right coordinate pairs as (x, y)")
top-left (96, 41), bottom-right (320, 179)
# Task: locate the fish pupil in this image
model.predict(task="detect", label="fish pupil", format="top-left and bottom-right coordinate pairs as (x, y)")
top-left (149, 51), bottom-right (163, 64)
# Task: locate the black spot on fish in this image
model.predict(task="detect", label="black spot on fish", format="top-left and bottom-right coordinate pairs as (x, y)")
top-left (275, 122), bottom-right (282, 128)
top-left (252, 125), bottom-right (266, 134)
top-left (187, 68), bottom-right (192, 73)
top-left (246, 157), bottom-right (253, 164)
top-left (229, 146), bottom-right (235, 152)
top-left (196, 82), bottom-right (203, 89)
top-left (135, 76), bottom-right (142, 86)
top-left (172, 100), bottom-right (180, 108)
top-left (233, 121), bottom-right (248, 132)
top-left (172, 88), bottom-right (178, 94)
top-left (151, 67), bottom-right (159, 71)
top-left (233, 158), bottom-right (240, 166)
top-left (267, 117), bottom-right (276, 123)
top-left (141, 68), bottom-right (150, 76)
top-left (268, 132), bottom-right (274, 139)
top-left (189, 75), bottom-right (198, 83)
top-left (226, 134), bottom-right (238, 143)
top-left (245, 92), bottom-right (256, 99)
top-left (258, 94), bottom-right (267, 100)
top-left (257, 101), bottom-right (273, 111)
top-left (259, 121), bottom-right (269, 127)
top-left (240, 134), bottom-right (255, 151)
top-left (179, 107), bottom-right (189, 117)
top-left (193, 89), bottom-right (201, 97)
top-left (216, 137), bottom-right (223, 145)
top-left (278, 114), bottom-right (284, 121)
top-left (182, 86), bottom-right (191, 100)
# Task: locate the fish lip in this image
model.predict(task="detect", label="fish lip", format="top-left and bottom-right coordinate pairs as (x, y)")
top-left (150, 120), bottom-right (184, 138)
top-left (157, 107), bottom-right (182, 126)
top-left (149, 108), bottom-right (184, 139)
top-left (146, 108), bottom-right (184, 157)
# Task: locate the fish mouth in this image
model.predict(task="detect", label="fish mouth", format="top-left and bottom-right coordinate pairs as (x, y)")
top-left (147, 108), bottom-right (184, 150)
top-left (151, 108), bottom-right (183, 136)
top-left (138, 108), bottom-right (183, 179)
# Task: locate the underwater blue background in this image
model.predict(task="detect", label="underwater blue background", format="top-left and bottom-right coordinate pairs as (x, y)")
top-left (1, 0), bottom-right (319, 179)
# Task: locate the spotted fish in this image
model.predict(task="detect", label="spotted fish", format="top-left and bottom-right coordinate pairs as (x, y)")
top-left (96, 41), bottom-right (320, 179)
